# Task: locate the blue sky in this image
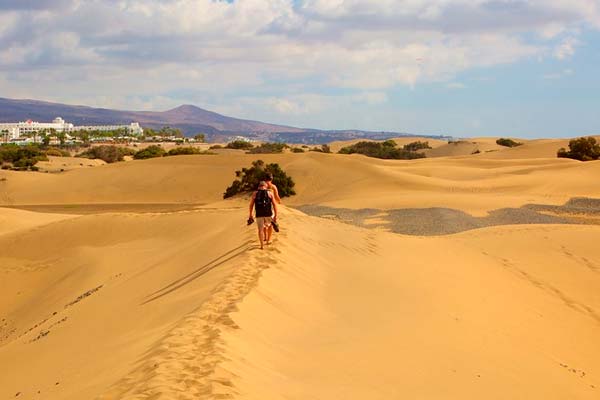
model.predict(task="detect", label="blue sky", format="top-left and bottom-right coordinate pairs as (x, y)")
top-left (0, 0), bottom-right (598, 138)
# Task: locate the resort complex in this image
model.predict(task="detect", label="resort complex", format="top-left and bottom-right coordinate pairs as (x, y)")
top-left (0, 117), bottom-right (143, 143)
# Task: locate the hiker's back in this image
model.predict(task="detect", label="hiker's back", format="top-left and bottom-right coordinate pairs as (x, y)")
top-left (254, 189), bottom-right (272, 217)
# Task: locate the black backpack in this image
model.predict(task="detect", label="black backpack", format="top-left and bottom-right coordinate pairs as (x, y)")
top-left (255, 189), bottom-right (272, 217)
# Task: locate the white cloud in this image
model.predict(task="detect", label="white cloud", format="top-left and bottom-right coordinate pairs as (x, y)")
top-left (0, 0), bottom-right (597, 111)
top-left (553, 36), bottom-right (579, 59)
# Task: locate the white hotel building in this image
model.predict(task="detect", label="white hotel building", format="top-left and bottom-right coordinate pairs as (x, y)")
top-left (0, 117), bottom-right (143, 142)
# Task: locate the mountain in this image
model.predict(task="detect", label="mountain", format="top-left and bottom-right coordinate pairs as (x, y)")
top-left (0, 98), bottom-right (303, 134)
top-left (0, 97), bottom-right (448, 143)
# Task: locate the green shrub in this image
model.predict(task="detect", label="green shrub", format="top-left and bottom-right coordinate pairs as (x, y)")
top-left (209, 144), bottom-right (223, 149)
top-left (338, 140), bottom-right (426, 160)
top-left (557, 137), bottom-right (600, 161)
top-left (225, 140), bottom-right (254, 150)
top-left (247, 142), bottom-right (289, 154)
top-left (134, 145), bottom-right (166, 159)
top-left (403, 141), bottom-right (432, 151)
top-left (77, 145), bottom-right (132, 163)
top-left (496, 138), bottom-right (523, 147)
top-left (310, 144), bottom-right (332, 153)
top-left (291, 147), bottom-right (305, 153)
top-left (223, 160), bottom-right (296, 199)
top-left (166, 147), bottom-right (214, 156)
top-left (0, 144), bottom-right (47, 170)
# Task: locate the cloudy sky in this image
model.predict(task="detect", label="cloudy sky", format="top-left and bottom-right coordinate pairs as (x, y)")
top-left (0, 0), bottom-right (599, 137)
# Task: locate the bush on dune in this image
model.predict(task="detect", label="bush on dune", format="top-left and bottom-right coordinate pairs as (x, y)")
top-left (0, 144), bottom-right (48, 170)
top-left (133, 145), bottom-right (166, 159)
top-left (166, 147), bottom-right (214, 156)
top-left (77, 145), bottom-right (134, 163)
top-left (223, 159), bottom-right (296, 199)
top-left (225, 140), bottom-right (254, 150)
top-left (557, 137), bottom-right (600, 161)
top-left (247, 142), bottom-right (289, 154)
top-left (496, 138), bottom-right (523, 147)
top-left (310, 144), bottom-right (332, 153)
top-left (403, 141), bottom-right (432, 151)
top-left (338, 140), bottom-right (426, 160)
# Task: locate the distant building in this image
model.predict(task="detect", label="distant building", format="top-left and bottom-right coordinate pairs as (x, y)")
top-left (0, 117), bottom-right (74, 140)
top-left (228, 135), bottom-right (254, 143)
top-left (76, 122), bottom-right (143, 136)
top-left (0, 118), bottom-right (143, 143)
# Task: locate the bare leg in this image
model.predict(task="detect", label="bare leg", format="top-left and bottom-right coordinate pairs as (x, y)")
top-left (266, 225), bottom-right (273, 244)
top-left (257, 227), bottom-right (264, 249)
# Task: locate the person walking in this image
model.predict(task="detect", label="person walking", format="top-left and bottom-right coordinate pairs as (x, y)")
top-left (248, 181), bottom-right (278, 249)
top-left (264, 173), bottom-right (281, 204)
top-left (264, 173), bottom-right (281, 238)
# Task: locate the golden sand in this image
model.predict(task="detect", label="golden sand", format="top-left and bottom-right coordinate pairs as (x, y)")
top-left (0, 138), bottom-right (599, 399)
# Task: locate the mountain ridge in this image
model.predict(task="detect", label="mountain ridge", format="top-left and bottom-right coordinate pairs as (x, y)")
top-left (0, 97), bottom-right (446, 143)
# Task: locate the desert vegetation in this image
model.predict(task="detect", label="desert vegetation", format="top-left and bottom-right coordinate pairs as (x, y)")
top-left (310, 144), bottom-right (332, 153)
top-left (76, 144), bottom-right (213, 163)
top-left (133, 145), bottom-right (167, 159)
top-left (77, 145), bottom-right (136, 163)
top-left (0, 144), bottom-right (48, 171)
top-left (223, 159), bottom-right (296, 199)
top-left (403, 141), bottom-right (432, 151)
top-left (247, 142), bottom-right (289, 154)
top-left (165, 147), bottom-right (214, 156)
top-left (338, 140), bottom-right (426, 160)
top-left (557, 136), bottom-right (600, 161)
top-left (496, 138), bottom-right (523, 147)
top-left (225, 140), bottom-right (254, 150)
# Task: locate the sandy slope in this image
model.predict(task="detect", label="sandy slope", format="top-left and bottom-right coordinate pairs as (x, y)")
top-left (224, 215), bottom-right (600, 399)
top-left (0, 205), bottom-right (598, 399)
top-left (1, 138), bottom-right (599, 399)
top-left (0, 207), bottom-right (255, 399)
top-left (35, 156), bottom-right (106, 172)
top-left (1, 150), bottom-right (599, 214)
top-left (0, 207), bottom-right (74, 236)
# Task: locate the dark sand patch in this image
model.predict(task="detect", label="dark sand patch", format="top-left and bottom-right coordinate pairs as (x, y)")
top-left (296, 197), bottom-right (600, 236)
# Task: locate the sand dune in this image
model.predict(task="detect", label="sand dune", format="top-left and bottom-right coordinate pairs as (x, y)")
top-left (1, 205), bottom-right (598, 399)
top-left (224, 218), bottom-right (600, 399)
top-left (2, 146), bottom-right (599, 214)
top-left (0, 207), bottom-right (73, 236)
top-left (36, 156), bottom-right (106, 173)
top-left (1, 137), bottom-right (599, 399)
top-left (0, 207), bottom-right (255, 399)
